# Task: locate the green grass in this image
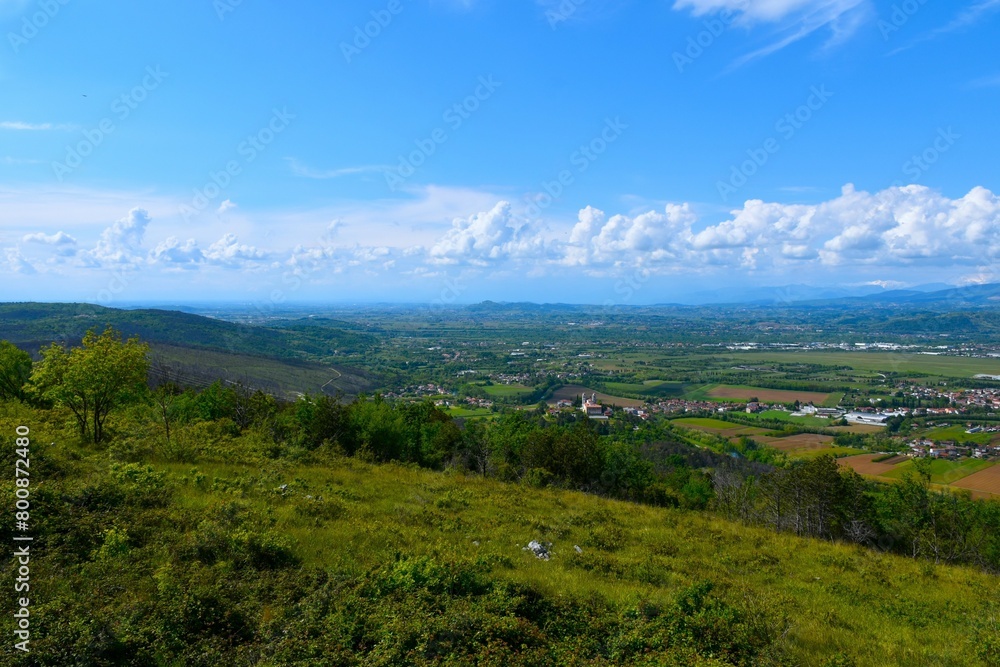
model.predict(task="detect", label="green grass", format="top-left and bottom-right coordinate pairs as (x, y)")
top-left (680, 383), bottom-right (720, 402)
top-left (925, 425), bottom-right (996, 446)
top-left (150, 343), bottom-right (373, 398)
top-left (482, 384), bottom-right (534, 397)
top-left (162, 457), bottom-right (1000, 665)
top-left (6, 398), bottom-right (1000, 665)
top-left (747, 410), bottom-right (839, 429)
top-left (881, 459), bottom-right (996, 485)
top-left (821, 392), bottom-right (845, 408)
top-left (788, 446), bottom-right (867, 461)
top-left (446, 406), bottom-right (494, 418)
top-left (671, 417), bottom-right (739, 430)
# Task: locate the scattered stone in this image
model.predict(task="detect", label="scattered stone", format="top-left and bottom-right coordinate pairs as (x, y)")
top-left (523, 540), bottom-right (552, 560)
top-left (472, 541), bottom-right (480, 546)
top-left (574, 545), bottom-right (583, 554)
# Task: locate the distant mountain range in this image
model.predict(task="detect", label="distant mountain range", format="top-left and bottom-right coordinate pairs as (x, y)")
top-left (662, 282), bottom-right (969, 307)
top-left (467, 283), bottom-right (1000, 310)
top-left (795, 283), bottom-right (1000, 308)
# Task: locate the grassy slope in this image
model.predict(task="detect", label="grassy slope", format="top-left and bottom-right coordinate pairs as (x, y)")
top-left (0, 302), bottom-right (376, 361)
top-left (191, 461), bottom-right (996, 665)
top-left (150, 343), bottom-right (372, 399)
top-left (174, 459), bottom-right (999, 665)
top-left (0, 304), bottom-right (377, 398)
top-left (3, 400), bottom-right (998, 665)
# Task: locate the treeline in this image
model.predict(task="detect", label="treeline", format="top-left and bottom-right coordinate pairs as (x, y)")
top-left (715, 456), bottom-right (1000, 572)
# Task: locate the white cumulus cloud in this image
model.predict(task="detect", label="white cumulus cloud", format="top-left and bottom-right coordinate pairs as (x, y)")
top-left (430, 201), bottom-right (545, 265)
top-left (82, 207), bottom-right (151, 267)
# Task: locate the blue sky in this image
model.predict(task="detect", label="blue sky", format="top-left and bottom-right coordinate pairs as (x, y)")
top-left (1, 0), bottom-right (999, 305)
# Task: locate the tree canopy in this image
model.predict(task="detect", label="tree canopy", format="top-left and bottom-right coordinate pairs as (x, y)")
top-left (0, 340), bottom-right (32, 400)
top-left (29, 327), bottom-right (150, 443)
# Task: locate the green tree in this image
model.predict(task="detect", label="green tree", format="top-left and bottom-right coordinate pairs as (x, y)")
top-left (0, 340), bottom-right (32, 401)
top-left (29, 328), bottom-right (150, 443)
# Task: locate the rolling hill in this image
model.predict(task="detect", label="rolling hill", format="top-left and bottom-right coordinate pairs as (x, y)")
top-left (0, 303), bottom-right (377, 398)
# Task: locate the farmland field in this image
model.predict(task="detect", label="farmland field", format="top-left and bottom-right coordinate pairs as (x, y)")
top-left (758, 433), bottom-right (834, 452)
top-left (951, 464), bottom-right (1000, 495)
top-left (446, 406), bottom-right (494, 418)
top-left (671, 417), bottom-right (738, 430)
top-left (924, 425), bottom-right (997, 446)
top-left (750, 409), bottom-right (841, 429)
top-left (707, 384), bottom-right (835, 405)
top-left (830, 423), bottom-right (887, 434)
top-left (671, 417), bottom-right (769, 438)
top-left (882, 458), bottom-right (996, 485)
top-left (482, 384), bottom-right (534, 398)
top-left (839, 454), bottom-right (906, 477)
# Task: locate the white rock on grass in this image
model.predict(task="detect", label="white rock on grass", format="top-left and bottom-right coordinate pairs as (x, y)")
top-left (523, 540), bottom-right (552, 560)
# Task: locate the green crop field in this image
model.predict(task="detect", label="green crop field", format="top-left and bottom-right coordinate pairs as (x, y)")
top-left (747, 410), bottom-right (842, 429)
top-left (482, 384), bottom-right (534, 398)
top-left (672, 417), bottom-right (739, 430)
top-left (789, 446), bottom-right (867, 460)
top-left (925, 425), bottom-right (996, 445)
top-left (446, 406), bottom-right (495, 418)
top-left (882, 459), bottom-right (997, 485)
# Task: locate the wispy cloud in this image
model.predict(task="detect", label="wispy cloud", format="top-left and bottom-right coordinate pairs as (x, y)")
top-left (673, 0), bottom-right (872, 71)
top-left (966, 73), bottom-right (1000, 89)
top-left (285, 157), bottom-right (387, 180)
top-left (888, 0), bottom-right (1000, 55)
top-left (2, 156), bottom-right (43, 165)
top-left (0, 121), bottom-right (75, 131)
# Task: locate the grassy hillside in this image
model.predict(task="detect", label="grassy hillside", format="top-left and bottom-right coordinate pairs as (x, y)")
top-left (149, 344), bottom-right (372, 399)
top-left (2, 400), bottom-right (997, 665)
top-left (0, 303), bottom-right (377, 398)
top-left (0, 303), bottom-right (375, 359)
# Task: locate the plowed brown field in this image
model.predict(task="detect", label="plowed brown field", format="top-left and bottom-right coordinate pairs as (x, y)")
top-left (839, 454), bottom-right (904, 477)
top-left (759, 433), bottom-right (835, 452)
top-left (950, 464), bottom-right (1000, 496)
top-left (707, 386), bottom-right (833, 404)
